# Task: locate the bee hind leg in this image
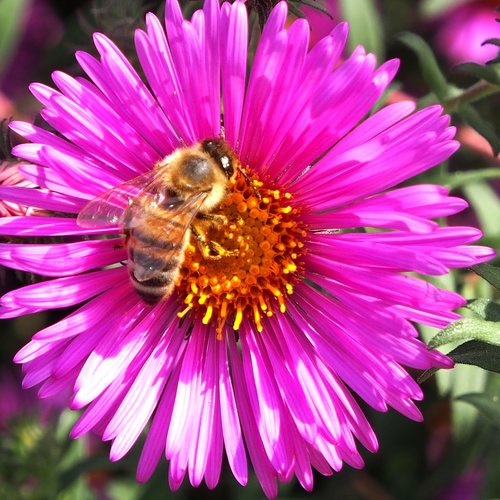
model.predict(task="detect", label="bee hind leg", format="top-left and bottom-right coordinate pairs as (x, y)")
top-left (191, 224), bottom-right (238, 260)
top-left (196, 211), bottom-right (243, 228)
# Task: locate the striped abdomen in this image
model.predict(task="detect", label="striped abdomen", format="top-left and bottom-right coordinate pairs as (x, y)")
top-left (126, 214), bottom-right (190, 304)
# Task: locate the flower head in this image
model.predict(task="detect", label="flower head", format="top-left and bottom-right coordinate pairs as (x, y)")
top-left (0, 0), bottom-right (495, 497)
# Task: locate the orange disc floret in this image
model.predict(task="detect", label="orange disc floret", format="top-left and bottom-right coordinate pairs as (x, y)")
top-left (177, 167), bottom-right (307, 338)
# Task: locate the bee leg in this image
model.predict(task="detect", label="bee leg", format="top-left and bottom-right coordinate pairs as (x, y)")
top-left (195, 213), bottom-right (229, 225)
top-left (196, 212), bottom-right (244, 227)
top-left (191, 224), bottom-right (238, 260)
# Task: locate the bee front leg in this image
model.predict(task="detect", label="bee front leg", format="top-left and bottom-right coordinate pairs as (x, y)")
top-left (191, 223), bottom-right (238, 260)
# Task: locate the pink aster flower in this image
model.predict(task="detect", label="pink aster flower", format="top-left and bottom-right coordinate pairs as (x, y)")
top-left (0, 0), bottom-right (495, 497)
top-left (434, 0), bottom-right (500, 65)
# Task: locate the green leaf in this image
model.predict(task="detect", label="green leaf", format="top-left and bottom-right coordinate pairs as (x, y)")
top-left (339, 0), bottom-right (384, 59)
top-left (458, 104), bottom-right (500, 156)
top-left (462, 180), bottom-right (500, 237)
top-left (466, 299), bottom-right (500, 322)
top-left (396, 32), bottom-right (450, 100)
top-left (443, 168), bottom-right (500, 191)
top-left (450, 340), bottom-right (500, 373)
top-left (419, 0), bottom-right (471, 19)
top-left (429, 318), bottom-right (500, 349)
top-left (454, 62), bottom-right (500, 85)
top-left (456, 392), bottom-right (500, 427)
top-left (0, 0), bottom-right (29, 75)
top-left (471, 263), bottom-right (500, 291)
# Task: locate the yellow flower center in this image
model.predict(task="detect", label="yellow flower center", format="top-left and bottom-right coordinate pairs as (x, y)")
top-left (177, 168), bottom-right (307, 338)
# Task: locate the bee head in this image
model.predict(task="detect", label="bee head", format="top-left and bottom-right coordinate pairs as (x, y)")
top-left (201, 139), bottom-right (235, 179)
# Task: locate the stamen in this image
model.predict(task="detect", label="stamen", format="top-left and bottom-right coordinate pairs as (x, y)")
top-left (177, 167), bottom-right (306, 338)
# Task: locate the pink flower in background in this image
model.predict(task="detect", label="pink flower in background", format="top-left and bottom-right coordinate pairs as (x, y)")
top-left (0, 0), bottom-right (495, 497)
top-left (434, 0), bottom-right (500, 65)
top-left (0, 161), bottom-right (36, 217)
top-left (0, 367), bottom-right (64, 431)
top-left (439, 465), bottom-right (485, 500)
top-left (0, 0), bottom-right (62, 99)
top-left (0, 368), bottom-right (34, 431)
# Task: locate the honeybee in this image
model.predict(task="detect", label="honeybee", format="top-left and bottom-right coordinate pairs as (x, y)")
top-left (77, 138), bottom-right (239, 304)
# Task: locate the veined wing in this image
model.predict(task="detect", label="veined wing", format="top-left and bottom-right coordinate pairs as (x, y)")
top-left (77, 169), bottom-right (165, 229)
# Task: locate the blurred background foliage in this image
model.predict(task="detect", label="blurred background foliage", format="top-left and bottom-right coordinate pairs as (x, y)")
top-left (0, 0), bottom-right (499, 498)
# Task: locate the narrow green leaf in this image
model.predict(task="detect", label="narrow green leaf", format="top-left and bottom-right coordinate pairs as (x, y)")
top-left (471, 263), bottom-right (500, 290)
top-left (419, 0), bottom-right (470, 19)
top-left (456, 392), bottom-right (500, 427)
top-left (429, 318), bottom-right (500, 349)
top-left (450, 340), bottom-right (500, 373)
top-left (466, 299), bottom-right (500, 322)
top-left (443, 168), bottom-right (500, 190)
top-left (396, 32), bottom-right (450, 100)
top-left (339, 0), bottom-right (384, 59)
top-left (0, 0), bottom-right (29, 75)
top-left (462, 181), bottom-right (500, 236)
top-left (459, 104), bottom-right (500, 156)
top-left (450, 364), bottom-right (488, 438)
top-left (417, 366), bottom-right (438, 384)
top-left (454, 62), bottom-right (500, 84)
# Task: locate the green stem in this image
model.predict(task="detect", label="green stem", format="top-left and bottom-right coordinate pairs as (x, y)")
top-left (444, 80), bottom-right (500, 113)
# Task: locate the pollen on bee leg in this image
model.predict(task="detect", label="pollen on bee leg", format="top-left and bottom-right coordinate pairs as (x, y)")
top-left (176, 166), bottom-right (306, 339)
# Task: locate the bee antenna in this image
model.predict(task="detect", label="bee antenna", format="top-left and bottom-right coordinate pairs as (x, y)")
top-left (238, 166), bottom-right (261, 200)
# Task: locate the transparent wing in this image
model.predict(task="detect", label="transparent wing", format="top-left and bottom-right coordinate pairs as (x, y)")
top-left (77, 169), bottom-right (166, 229)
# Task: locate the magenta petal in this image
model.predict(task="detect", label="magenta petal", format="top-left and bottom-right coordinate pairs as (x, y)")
top-left (0, 239), bottom-right (126, 277)
top-left (218, 334), bottom-right (248, 485)
top-left (0, 216), bottom-right (121, 236)
top-left (1, 267), bottom-right (126, 310)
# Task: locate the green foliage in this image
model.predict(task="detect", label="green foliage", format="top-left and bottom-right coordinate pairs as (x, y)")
top-left (339, 0), bottom-right (385, 59)
top-left (0, 0), bottom-right (29, 74)
top-left (466, 298), bottom-right (500, 322)
top-left (449, 340), bottom-right (500, 374)
top-left (396, 32), bottom-right (451, 100)
top-left (472, 263), bottom-right (500, 291)
top-left (459, 104), bottom-right (500, 156)
top-left (457, 392), bottom-right (500, 427)
top-left (0, 411), bottom-right (96, 500)
top-left (429, 318), bottom-right (500, 349)
top-left (455, 62), bottom-right (500, 85)
top-left (419, 0), bottom-right (471, 18)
